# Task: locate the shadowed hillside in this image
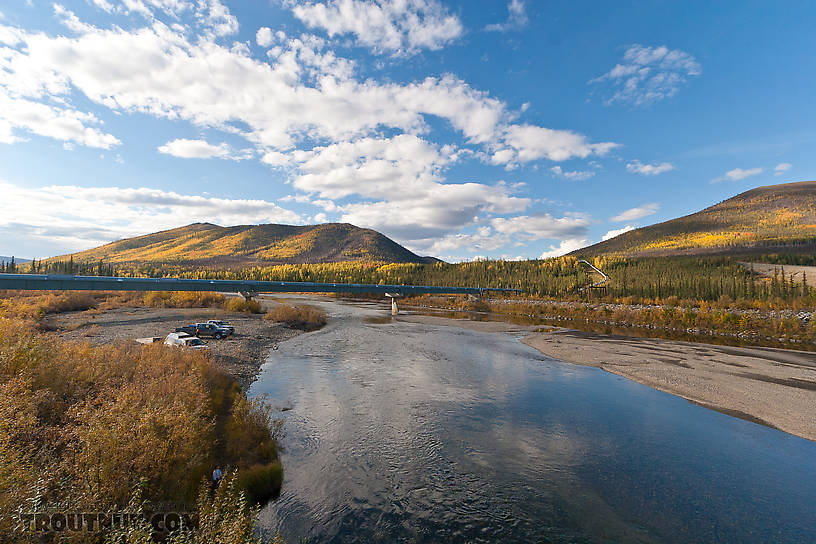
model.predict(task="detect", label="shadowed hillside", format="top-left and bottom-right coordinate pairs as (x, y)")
top-left (575, 181), bottom-right (816, 257)
top-left (54, 222), bottom-right (435, 266)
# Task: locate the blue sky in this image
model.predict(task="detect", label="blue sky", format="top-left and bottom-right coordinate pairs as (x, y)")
top-left (0, 0), bottom-right (813, 261)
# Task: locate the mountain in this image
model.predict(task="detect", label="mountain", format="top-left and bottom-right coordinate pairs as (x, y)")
top-left (0, 256), bottom-right (31, 265)
top-left (56, 223), bottom-right (436, 266)
top-left (575, 181), bottom-right (816, 257)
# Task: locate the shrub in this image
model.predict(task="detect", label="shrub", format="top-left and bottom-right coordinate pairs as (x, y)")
top-left (105, 474), bottom-right (268, 544)
top-left (234, 461), bottom-right (283, 504)
top-left (39, 292), bottom-right (99, 313)
top-left (716, 294), bottom-right (734, 309)
top-left (224, 396), bottom-right (280, 466)
top-left (144, 291), bottom-right (226, 308)
top-left (96, 290), bottom-right (146, 310)
top-left (0, 291), bottom-right (101, 319)
top-left (664, 296), bottom-right (680, 308)
top-left (265, 304), bottom-right (327, 331)
top-left (222, 395), bottom-right (283, 504)
top-left (224, 297), bottom-right (263, 314)
top-left (464, 299), bottom-right (491, 312)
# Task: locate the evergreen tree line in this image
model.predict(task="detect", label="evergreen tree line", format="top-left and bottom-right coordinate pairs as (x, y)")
top-left (34, 255), bottom-right (816, 304)
top-left (750, 253), bottom-right (816, 267)
top-left (1, 256), bottom-right (116, 276)
top-left (0, 257), bottom-right (18, 273)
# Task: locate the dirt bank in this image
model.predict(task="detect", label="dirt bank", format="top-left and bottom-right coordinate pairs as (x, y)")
top-left (47, 301), bottom-right (301, 390)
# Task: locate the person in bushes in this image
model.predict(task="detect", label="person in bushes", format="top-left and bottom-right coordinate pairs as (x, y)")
top-left (213, 465), bottom-right (223, 489)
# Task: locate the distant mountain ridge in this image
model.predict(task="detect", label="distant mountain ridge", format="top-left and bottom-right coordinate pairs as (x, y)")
top-left (0, 256), bottom-right (31, 265)
top-left (56, 223), bottom-right (436, 266)
top-left (575, 181), bottom-right (816, 257)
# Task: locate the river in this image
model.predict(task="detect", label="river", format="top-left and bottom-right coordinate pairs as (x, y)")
top-left (249, 297), bottom-right (816, 543)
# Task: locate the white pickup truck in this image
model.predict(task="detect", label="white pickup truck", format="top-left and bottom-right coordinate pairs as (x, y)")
top-left (164, 332), bottom-right (209, 350)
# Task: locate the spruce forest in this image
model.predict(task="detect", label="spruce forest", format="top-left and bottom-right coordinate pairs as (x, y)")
top-left (24, 255), bottom-right (815, 307)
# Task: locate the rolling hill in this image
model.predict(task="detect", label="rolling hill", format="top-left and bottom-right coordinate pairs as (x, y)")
top-left (55, 223), bottom-right (435, 266)
top-left (0, 256), bottom-right (31, 265)
top-left (575, 181), bottom-right (816, 257)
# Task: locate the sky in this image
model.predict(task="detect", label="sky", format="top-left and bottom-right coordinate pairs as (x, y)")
top-left (0, 0), bottom-right (814, 261)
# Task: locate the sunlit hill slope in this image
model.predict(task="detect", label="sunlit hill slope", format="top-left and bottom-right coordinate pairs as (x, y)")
top-left (58, 223), bottom-right (435, 266)
top-left (575, 181), bottom-right (816, 257)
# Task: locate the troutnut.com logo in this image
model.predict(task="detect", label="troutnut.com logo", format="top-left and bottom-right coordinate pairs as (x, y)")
top-left (18, 511), bottom-right (199, 533)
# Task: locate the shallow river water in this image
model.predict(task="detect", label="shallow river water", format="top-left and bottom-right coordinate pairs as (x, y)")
top-left (249, 298), bottom-right (816, 543)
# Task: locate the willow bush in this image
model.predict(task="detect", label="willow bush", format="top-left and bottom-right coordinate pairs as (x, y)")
top-left (265, 304), bottom-right (327, 331)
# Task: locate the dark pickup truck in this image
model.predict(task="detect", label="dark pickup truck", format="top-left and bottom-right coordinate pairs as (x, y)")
top-left (174, 323), bottom-right (228, 339)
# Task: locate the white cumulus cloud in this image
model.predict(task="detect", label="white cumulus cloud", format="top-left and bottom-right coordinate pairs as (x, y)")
top-left (490, 213), bottom-right (591, 241)
top-left (602, 225), bottom-right (635, 241)
top-left (626, 160), bottom-right (674, 176)
top-left (289, 0), bottom-right (463, 55)
top-left (0, 93), bottom-right (120, 149)
top-left (711, 167), bottom-right (763, 183)
top-left (612, 202), bottom-right (659, 222)
top-left (158, 138), bottom-right (231, 159)
top-left (275, 134), bottom-right (531, 246)
top-left (0, 4), bottom-right (616, 257)
top-left (539, 238), bottom-right (588, 259)
top-left (496, 124), bottom-right (619, 165)
top-left (0, 179), bottom-right (302, 255)
top-left (256, 26), bottom-right (274, 47)
top-left (591, 44), bottom-right (701, 106)
top-left (774, 162), bottom-right (792, 176)
top-left (485, 0), bottom-right (528, 32)
top-left (550, 165), bottom-right (595, 181)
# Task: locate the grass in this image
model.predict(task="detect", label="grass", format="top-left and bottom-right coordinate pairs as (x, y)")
top-left (265, 303), bottom-right (327, 330)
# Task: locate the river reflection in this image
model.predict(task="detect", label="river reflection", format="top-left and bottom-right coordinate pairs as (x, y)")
top-left (249, 298), bottom-right (816, 543)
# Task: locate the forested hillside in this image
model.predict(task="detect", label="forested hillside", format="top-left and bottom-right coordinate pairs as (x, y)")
top-left (48, 222), bottom-right (433, 267)
top-left (576, 181), bottom-right (816, 257)
top-left (73, 256), bottom-right (811, 305)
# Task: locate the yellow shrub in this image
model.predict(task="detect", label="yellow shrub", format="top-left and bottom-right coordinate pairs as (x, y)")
top-left (265, 303), bottom-right (327, 330)
top-left (144, 290), bottom-right (226, 308)
top-left (224, 297), bottom-right (262, 313)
